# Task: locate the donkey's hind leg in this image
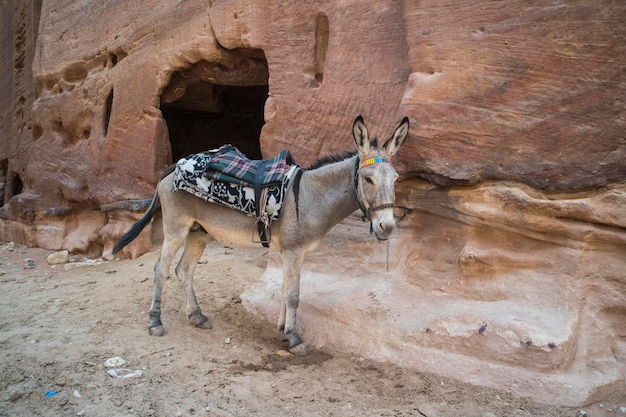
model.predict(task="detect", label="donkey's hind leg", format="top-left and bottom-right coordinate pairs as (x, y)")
top-left (149, 226), bottom-right (190, 336)
top-left (175, 228), bottom-right (212, 329)
top-left (279, 248), bottom-right (307, 355)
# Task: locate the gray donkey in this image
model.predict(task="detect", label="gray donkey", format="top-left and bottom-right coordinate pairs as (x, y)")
top-left (113, 115), bottom-right (409, 355)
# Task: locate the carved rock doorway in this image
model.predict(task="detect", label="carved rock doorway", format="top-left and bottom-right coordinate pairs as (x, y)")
top-left (160, 48), bottom-right (269, 162)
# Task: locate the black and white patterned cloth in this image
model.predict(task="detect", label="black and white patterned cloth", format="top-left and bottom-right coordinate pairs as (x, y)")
top-left (173, 150), bottom-right (298, 221)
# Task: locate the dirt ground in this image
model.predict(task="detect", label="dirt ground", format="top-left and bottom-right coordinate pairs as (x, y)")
top-left (0, 241), bottom-right (624, 417)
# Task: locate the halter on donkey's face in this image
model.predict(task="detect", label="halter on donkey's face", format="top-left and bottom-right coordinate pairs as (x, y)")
top-left (353, 156), bottom-right (395, 221)
top-left (352, 116), bottom-right (410, 235)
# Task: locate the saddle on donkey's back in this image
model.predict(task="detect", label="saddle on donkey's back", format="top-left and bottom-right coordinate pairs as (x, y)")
top-left (173, 145), bottom-right (299, 245)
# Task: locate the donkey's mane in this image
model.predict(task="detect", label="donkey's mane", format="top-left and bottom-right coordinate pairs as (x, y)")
top-left (305, 151), bottom-right (356, 170)
top-left (305, 139), bottom-right (379, 171)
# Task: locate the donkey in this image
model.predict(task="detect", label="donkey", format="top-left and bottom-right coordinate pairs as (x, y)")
top-left (113, 115), bottom-right (409, 355)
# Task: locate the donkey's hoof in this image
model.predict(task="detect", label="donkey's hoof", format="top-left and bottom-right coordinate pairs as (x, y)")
top-left (149, 325), bottom-right (164, 337)
top-left (189, 311), bottom-right (212, 329)
top-left (194, 319), bottom-right (213, 330)
top-left (288, 343), bottom-right (307, 356)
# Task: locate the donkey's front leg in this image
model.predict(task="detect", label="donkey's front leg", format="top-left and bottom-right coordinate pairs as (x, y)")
top-left (279, 248), bottom-right (307, 355)
top-left (175, 230), bottom-right (212, 329)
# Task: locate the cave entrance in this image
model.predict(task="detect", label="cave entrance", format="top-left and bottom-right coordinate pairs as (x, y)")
top-left (160, 48), bottom-right (269, 162)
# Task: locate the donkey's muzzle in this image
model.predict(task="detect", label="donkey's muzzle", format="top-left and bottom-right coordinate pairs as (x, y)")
top-left (368, 203), bottom-right (396, 241)
top-left (372, 217), bottom-right (396, 241)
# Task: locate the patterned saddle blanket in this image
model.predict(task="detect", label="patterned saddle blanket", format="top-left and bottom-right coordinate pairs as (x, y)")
top-left (173, 145), bottom-right (298, 221)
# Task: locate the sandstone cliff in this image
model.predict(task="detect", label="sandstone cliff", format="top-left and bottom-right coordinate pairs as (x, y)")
top-left (1, 0), bottom-right (624, 405)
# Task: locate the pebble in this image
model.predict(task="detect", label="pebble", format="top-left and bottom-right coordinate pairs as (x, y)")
top-left (46, 250), bottom-right (69, 265)
top-left (416, 404), bottom-right (438, 417)
top-left (8, 391), bottom-right (23, 402)
top-left (621, 406), bottom-right (626, 413)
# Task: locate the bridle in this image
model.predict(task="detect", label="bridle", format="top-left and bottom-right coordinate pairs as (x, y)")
top-left (353, 156), bottom-right (396, 228)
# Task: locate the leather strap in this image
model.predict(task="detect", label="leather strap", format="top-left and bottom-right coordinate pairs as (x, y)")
top-left (254, 160), bottom-right (271, 247)
top-left (354, 157), bottom-right (395, 227)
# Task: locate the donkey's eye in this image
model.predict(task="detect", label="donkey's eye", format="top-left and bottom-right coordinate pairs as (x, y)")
top-left (364, 176), bottom-right (374, 185)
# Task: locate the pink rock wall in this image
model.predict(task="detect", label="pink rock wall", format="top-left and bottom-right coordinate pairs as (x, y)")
top-left (0, 0), bottom-right (624, 405)
top-left (399, 0), bottom-right (626, 191)
top-left (2, 0), bottom-right (625, 242)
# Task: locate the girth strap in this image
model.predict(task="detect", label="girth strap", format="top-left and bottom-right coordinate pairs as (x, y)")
top-left (253, 160), bottom-right (271, 247)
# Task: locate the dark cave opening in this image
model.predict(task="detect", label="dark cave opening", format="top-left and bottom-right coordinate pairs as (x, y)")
top-left (160, 49), bottom-right (269, 162)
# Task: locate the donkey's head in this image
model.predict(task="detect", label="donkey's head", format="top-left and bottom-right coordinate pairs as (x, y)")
top-left (352, 115), bottom-right (409, 241)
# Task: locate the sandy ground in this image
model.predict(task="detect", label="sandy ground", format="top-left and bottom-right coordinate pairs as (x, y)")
top-left (0, 240), bottom-right (624, 417)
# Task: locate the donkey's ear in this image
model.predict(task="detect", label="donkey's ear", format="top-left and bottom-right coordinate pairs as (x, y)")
top-left (352, 115), bottom-right (370, 154)
top-left (383, 116), bottom-right (409, 156)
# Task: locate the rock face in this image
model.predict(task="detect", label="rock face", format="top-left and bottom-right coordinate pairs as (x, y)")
top-left (244, 180), bottom-right (626, 406)
top-left (1, 0), bottom-right (624, 406)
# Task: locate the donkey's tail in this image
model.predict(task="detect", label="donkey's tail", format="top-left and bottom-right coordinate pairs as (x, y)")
top-left (112, 164), bottom-right (176, 254)
top-left (112, 189), bottom-right (160, 254)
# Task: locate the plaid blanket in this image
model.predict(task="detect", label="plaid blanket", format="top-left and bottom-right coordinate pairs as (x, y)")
top-left (173, 146), bottom-right (297, 221)
top-left (204, 145), bottom-right (294, 187)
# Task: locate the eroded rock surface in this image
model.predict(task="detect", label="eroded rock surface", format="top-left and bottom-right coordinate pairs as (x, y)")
top-left (1, 0), bottom-right (625, 405)
top-left (244, 180), bottom-right (626, 405)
